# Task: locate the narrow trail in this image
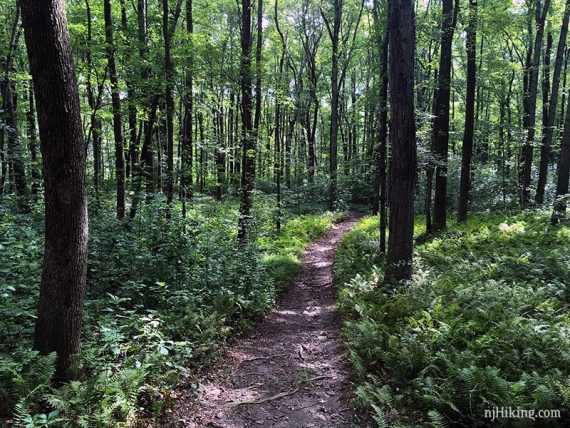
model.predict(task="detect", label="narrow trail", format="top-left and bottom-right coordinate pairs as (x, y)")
top-left (167, 213), bottom-right (366, 428)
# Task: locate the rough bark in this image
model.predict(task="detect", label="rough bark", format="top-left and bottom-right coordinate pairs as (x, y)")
top-left (552, 84), bottom-right (570, 223)
top-left (182, 0), bottom-right (194, 215)
top-left (432, 0), bottom-right (459, 232)
top-left (537, 1), bottom-right (570, 204)
top-left (384, 0), bottom-right (417, 283)
top-left (21, 0), bottom-right (89, 381)
top-left (520, 0), bottom-right (550, 205)
top-left (458, 0), bottom-right (477, 223)
top-left (105, 0), bottom-right (126, 219)
top-left (237, 0), bottom-right (255, 243)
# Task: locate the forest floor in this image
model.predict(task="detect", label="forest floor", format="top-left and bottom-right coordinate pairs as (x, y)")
top-left (166, 213), bottom-right (368, 428)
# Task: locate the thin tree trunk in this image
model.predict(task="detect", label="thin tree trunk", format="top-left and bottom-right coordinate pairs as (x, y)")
top-left (432, 0), bottom-right (459, 232)
top-left (182, 0), bottom-right (194, 215)
top-left (537, 1), bottom-right (570, 204)
top-left (552, 88), bottom-right (570, 223)
top-left (105, 0), bottom-right (126, 219)
top-left (458, 0), bottom-right (477, 223)
top-left (27, 83), bottom-right (40, 196)
top-left (237, 0), bottom-right (255, 243)
top-left (520, 0), bottom-right (551, 205)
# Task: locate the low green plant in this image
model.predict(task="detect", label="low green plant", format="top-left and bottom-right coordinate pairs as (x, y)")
top-left (0, 196), bottom-right (342, 426)
top-left (336, 212), bottom-right (570, 427)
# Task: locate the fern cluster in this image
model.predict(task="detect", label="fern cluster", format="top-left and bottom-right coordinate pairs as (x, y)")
top-left (335, 212), bottom-right (570, 427)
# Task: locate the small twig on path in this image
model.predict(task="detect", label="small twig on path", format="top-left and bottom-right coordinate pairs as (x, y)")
top-left (239, 387), bottom-right (300, 405)
top-left (293, 399), bottom-right (328, 411)
top-left (242, 353), bottom-right (286, 363)
top-left (302, 375), bottom-right (332, 383)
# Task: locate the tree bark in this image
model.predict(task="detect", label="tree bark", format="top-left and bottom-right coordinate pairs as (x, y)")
top-left (237, 0), bottom-right (255, 243)
top-left (181, 0), bottom-right (194, 215)
top-left (552, 91), bottom-right (570, 223)
top-left (163, 0), bottom-right (174, 206)
top-left (432, 0), bottom-right (459, 232)
top-left (537, 1), bottom-right (570, 204)
top-left (520, 0), bottom-right (551, 205)
top-left (457, 0), bottom-right (477, 223)
top-left (384, 0), bottom-right (416, 283)
top-left (105, 0), bottom-right (126, 219)
top-left (21, 0), bottom-right (88, 381)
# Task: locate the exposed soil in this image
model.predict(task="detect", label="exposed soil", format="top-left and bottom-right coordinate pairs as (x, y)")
top-left (166, 213), bottom-right (367, 427)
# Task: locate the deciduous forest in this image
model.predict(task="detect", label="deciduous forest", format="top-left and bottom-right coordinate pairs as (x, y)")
top-left (0, 0), bottom-right (569, 426)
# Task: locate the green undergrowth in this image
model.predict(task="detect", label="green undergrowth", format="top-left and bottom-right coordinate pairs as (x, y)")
top-left (0, 195), bottom-right (344, 427)
top-left (335, 212), bottom-right (570, 427)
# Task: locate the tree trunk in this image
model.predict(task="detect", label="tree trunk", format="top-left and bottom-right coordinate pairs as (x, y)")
top-left (27, 83), bottom-right (40, 196)
top-left (384, 0), bottom-right (416, 283)
top-left (5, 80), bottom-right (30, 212)
top-left (325, 0), bottom-right (342, 210)
top-left (163, 0), bottom-right (174, 207)
top-left (520, 0), bottom-right (551, 205)
top-left (182, 0), bottom-right (194, 215)
top-left (237, 0), bottom-right (255, 243)
top-left (552, 93), bottom-right (570, 223)
top-left (105, 0), bottom-right (126, 219)
top-left (372, 0), bottom-right (388, 253)
top-left (537, 1), bottom-right (570, 204)
top-left (432, 0), bottom-right (458, 232)
top-left (21, 0), bottom-right (88, 381)
top-left (457, 0), bottom-right (477, 223)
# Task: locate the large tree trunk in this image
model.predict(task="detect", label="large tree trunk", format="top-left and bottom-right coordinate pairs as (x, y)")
top-left (384, 0), bottom-right (416, 283)
top-left (105, 0), bottom-right (126, 219)
top-left (431, 0), bottom-right (458, 232)
top-left (520, 0), bottom-right (550, 205)
top-left (21, 0), bottom-right (88, 381)
top-left (237, 0), bottom-right (255, 243)
top-left (457, 0), bottom-right (477, 223)
top-left (537, 1), bottom-right (570, 204)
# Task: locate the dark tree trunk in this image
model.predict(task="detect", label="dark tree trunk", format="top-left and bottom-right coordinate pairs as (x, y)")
top-left (237, 0), bottom-right (255, 243)
top-left (373, 0), bottom-right (388, 253)
top-left (105, 0), bottom-right (126, 219)
top-left (182, 0), bottom-right (194, 215)
top-left (6, 80), bottom-right (29, 212)
top-left (537, 1), bottom-right (570, 204)
top-left (520, 0), bottom-right (551, 205)
top-left (163, 0), bottom-right (174, 206)
top-left (129, 95), bottom-right (159, 219)
top-left (553, 85), bottom-right (570, 223)
top-left (27, 83), bottom-right (40, 196)
top-left (21, 0), bottom-right (88, 381)
top-left (384, 0), bottom-right (417, 283)
top-left (323, 0), bottom-right (342, 210)
top-left (253, 0), bottom-right (263, 160)
top-left (432, 0), bottom-right (458, 232)
top-left (85, 0), bottom-right (103, 204)
top-left (458, 0), bottom-right (477, 223)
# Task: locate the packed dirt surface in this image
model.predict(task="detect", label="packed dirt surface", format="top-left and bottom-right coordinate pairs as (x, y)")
top-left (166, 213), bottom-right (367, 427)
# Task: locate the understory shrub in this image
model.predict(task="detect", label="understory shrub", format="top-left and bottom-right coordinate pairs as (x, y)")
top-left (0, 196), bottom-right (341, 426)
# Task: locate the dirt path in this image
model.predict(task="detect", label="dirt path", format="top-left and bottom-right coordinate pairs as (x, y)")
top-left (167, 214), bottom-right (366, 427)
